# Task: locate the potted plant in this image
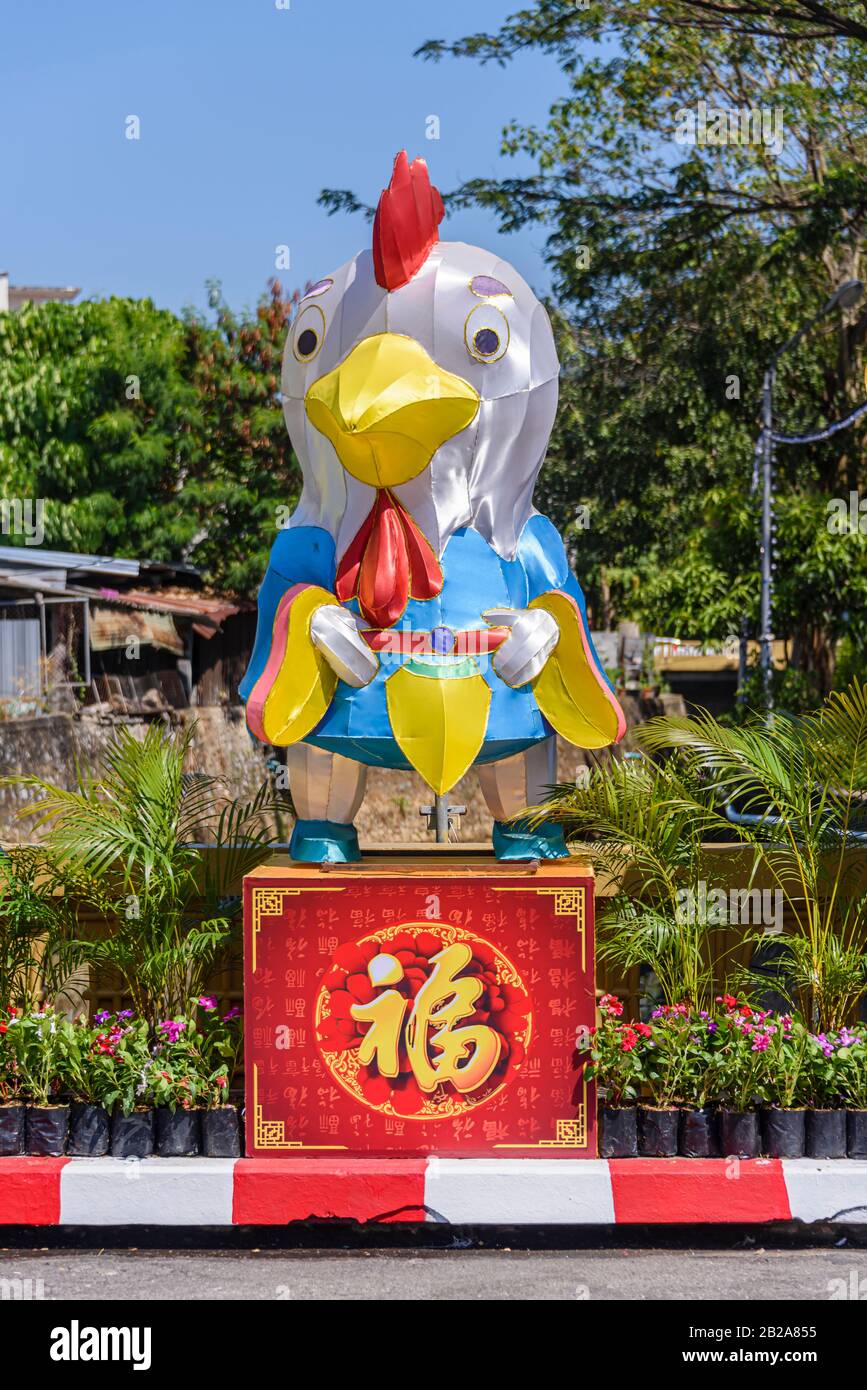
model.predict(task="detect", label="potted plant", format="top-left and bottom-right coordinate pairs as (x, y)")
top-left (710, 997), bottom-right (769, 1158)
top-left (60, 1010), bottom-right (136, 1157)
top-left (0, 1007), bottom-right (26, 1155)
top-left (835, 1029), bottom-right (867, 1157)
top-left (194, 999), bottom-right (243, 1158)
top-left (15, 1009), bottom-right (69, 1155)
top-left (758, 1014), bottom-right (809, 1158)
top-left (151, 1016), bottom-right (203, 1157)
top-left (638, 1004), bottom-right (691, 1156)
top-left (588, 995), bottom-right (646, 1157)
top-left (108, 1018), bottom-right (156, 1159)
top-left (804, 1030), bottom-right (851, 1158)
top-left (674, 1008), bottom-right (720, 1158)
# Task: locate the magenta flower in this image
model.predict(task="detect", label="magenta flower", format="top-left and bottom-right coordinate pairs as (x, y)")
top-left (198, 996), bottom-right (218, 1011)
top-left (94, 1010), bottom-right (111, 1024)
top-left (157, 1019), bottom-right (186, 1043)
top-left (223, 1006), bottom-right (242, 1021)
top-left (752, 1033), bottom-right (770, 1051)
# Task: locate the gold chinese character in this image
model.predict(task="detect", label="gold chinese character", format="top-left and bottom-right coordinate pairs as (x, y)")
top-left (350, 942), bottom-right (501, 1094)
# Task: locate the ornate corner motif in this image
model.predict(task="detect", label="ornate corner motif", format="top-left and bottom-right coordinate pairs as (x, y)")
top-left (492, 884), bottom-right (586, 968)
top-left (252, 1064), bottom-right (347, 1151)
top-left (493, 1080), bottom-right (588, 1150)
top-left (250, 883), bottom-right (345, 973)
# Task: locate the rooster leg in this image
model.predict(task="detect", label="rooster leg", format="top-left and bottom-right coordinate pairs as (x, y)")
top-left (477, 737), bottom-right (568, 861)
top-left (287, 744), bottom-right (367, 863)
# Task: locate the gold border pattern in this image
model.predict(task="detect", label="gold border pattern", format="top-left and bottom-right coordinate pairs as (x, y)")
top-left (251, 884), bottom-right (345, 973)
top-left (253, 1063), bottom-right (348, 1151)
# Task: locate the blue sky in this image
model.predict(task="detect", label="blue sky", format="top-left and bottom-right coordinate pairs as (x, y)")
top-left (0, 1), bottom-right (562, 317)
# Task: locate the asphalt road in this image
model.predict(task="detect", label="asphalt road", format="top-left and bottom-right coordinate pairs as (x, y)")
top-left (2, 1245), bottom-right (866, 1300)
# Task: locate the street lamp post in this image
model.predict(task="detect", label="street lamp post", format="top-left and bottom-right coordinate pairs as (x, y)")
top-left (752, 279), bottom-right (864, 709)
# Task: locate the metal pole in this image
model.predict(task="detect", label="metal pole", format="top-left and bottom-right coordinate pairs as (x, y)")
top-left (760, 367), bottom-right (775, 710)
top-left (434, 793), bottom-right (449, 843)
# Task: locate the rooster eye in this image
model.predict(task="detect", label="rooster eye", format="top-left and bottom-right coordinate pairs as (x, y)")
top-left (474, 328), bottom-right (500, 357)
top-left (465, 303), bottom-right (509, 362)
top-left (292, 304), bottom-right (326, 363)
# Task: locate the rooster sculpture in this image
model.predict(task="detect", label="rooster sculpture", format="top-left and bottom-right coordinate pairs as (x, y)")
top-left (241, 152), bottom-right (625, 862)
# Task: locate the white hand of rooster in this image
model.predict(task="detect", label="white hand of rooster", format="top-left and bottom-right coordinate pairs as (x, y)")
top-left (310, 605), bottom-right (379, 688)
top-left (484, 607), bottom-right (559, 688)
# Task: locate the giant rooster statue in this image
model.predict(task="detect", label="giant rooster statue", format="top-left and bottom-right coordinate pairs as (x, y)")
top-left (241, 152), bottom-right (625, 862)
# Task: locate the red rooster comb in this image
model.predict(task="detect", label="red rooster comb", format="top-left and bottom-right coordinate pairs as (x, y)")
top-left (373, 151), bottom-right (445, 292)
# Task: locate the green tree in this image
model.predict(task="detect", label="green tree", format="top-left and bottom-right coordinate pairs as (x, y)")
top-left (0, 283), bottom-right (302, 597)
top-left (0, 297), bottom-right (199, 559)
top-left (180, 278), bottom-right (302, 596)
top-left (325, 1), bottom-right (867, 697)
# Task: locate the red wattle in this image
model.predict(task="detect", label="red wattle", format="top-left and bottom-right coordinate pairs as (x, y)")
top-left (335, 488), bottom-right (443, 629)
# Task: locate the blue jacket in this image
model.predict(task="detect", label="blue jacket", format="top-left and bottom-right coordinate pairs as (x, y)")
top-left (240, 513), bottom-right (610, 769)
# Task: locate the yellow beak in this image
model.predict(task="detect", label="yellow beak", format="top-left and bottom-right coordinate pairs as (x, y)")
top-left (305, 333), bottom-right (480, 488)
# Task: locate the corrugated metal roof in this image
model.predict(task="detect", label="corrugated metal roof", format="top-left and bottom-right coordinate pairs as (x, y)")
top-left (0, 546), bottom-right (140, 577)
top-left (96, 588), bottom-right (249, 639)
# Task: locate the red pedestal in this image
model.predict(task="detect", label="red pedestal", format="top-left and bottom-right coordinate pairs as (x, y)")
top-left (244, 851), bottom-right (596, 1158)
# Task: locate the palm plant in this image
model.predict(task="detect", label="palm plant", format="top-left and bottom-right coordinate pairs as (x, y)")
top-left (533, 755), bottom-right (734, 1012)
top-left (8, 723), bottom-right (288, 1025)
top-left (637, 681), bottom-right (867, 1030)
top-left (0, 847), bottom-right (81, 1011)
top-left (533, 680), bottom-right (867, 1030)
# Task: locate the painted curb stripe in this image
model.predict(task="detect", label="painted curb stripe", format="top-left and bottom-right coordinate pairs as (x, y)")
top-left (425, 1158), bottom-right (616, 1225)
top-left (782, 1160), bottom-right (867, 1225)
top-left (59, 1158), bottom-right (236, 1226)
top-left (0, 1157), bottom-right (68, 1225)
top-left (232, 1158), bottom-right (428, 1225)
top-left (1, 1157), bottom-right (865, 1225)
top-left (609, 1158), bottom-right (792, 1224)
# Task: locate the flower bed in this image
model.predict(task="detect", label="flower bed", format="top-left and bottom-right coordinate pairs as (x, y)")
top-left (0, 998), bottom-right (243, 1158)
top-left (592, 993), bottom-right (867, 1159)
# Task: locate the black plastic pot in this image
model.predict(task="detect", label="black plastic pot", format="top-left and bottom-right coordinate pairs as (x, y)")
top-left (25, 1104), bottom-right (69, 1156)
top-left (156, 1107), bottom-right (201, 1158)
top-left (68, 1102), bottom-right (110, 1157)
top-left (639, 1106), bottom-right (679, 1157)
top-left (847, 1110), bottom-right (867, 1160)
top-left (679, 1107), bottom-right (718, 1158)
top-left (0, 1103), bottom-right (26, 1156)
top-left (807, 1108), bottom-right (847, 1159)
top-left (110, 1109), bottom-right (154, 1159)
top-left (201, 1105), bottom-right (241, 1158)
top-left (762, 1107), bottom-right (806, 1159)
top-left (719, 1109), bottom-right (760, 1159)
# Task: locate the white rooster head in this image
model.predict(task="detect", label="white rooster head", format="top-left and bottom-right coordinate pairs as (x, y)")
top-left (281, 150), bottom-right (560, 566)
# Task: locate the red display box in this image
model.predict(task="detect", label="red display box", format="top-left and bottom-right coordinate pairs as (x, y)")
top-left (243, 852), bottom-right (596, 1158)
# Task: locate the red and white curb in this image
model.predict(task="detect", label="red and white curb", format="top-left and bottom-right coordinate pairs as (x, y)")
top-left (1, 1157), bottom-right (866, 1226)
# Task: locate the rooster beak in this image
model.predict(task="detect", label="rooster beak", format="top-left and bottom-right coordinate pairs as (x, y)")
top-left (305, 332), bottom-right (479, 488)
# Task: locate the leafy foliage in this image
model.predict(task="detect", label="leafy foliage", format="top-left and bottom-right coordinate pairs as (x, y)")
top-left (399, 1), bottom-right (867, 690)
top-left (0, 282), bottom-right (301, 597)
top-left (535, 681), bottom-right (867, 1027)
top-left (5, 723), bottom-right (289, 1024)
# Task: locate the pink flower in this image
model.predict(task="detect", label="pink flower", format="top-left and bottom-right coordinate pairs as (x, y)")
top-left (198, 996), bottom-right (218, 1011)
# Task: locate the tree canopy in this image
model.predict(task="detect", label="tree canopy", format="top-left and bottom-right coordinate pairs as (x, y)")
top-left (393, 0), bottom-right (867, 699)
top-left (0, 282), bottom-right (301, 597)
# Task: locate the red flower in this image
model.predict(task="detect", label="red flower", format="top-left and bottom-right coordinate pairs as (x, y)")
top-left (739, 1005), bottom-right (752, 1017)
top-left (620, 1027), bottom-right (638, 1052)
top-left (634, 1022), bottom-right (652, 1038)
top-left (0, 1023), bottom-right (7, 1035)
top-left (600, 993), bottom-right (624, 1017)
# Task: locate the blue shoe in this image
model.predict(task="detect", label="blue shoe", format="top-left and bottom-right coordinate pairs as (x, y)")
top-left (493, 818), bottom-right (568, 861)
top-left (289, 818), bottom-right (361, 864)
